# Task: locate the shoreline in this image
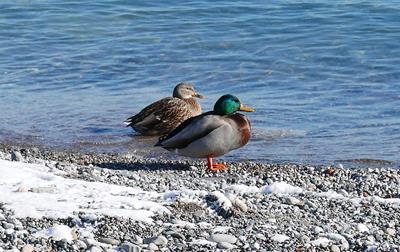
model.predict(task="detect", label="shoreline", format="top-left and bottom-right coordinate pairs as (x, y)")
top-left (0, 144), bottom-right (399, 251)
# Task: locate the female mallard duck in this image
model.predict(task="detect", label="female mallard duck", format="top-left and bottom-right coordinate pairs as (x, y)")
top-left (125, 83), bottom-right (204, 136)
top-left (155, 94), bottom-right (254, 171)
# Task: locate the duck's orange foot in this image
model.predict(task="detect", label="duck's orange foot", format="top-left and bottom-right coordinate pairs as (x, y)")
top-left (208, 163), bottom-right (226, 172)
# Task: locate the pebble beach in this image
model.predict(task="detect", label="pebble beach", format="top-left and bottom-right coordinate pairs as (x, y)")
top-left (0, 145), bottom-right (399, 252)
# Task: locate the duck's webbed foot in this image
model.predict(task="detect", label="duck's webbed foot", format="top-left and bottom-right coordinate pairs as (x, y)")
top-left (207, 155), bottom-right (226, 172)
top-left (208, 163), bottom-right (226, 171)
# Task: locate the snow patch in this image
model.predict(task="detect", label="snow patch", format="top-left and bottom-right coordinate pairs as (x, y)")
top-left (210, 191), bottom-right (232, 210)
top-left (33, 224), bottom-right (74, 241)
top-left (316, 190), bottom-right (345, 199)
top-left (0, 159), bottom-right (169, 222)
top-left (262, 182), bottom-right (303, 195)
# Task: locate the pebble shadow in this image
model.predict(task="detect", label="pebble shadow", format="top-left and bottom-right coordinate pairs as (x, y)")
top-left (94, 161), bottom-right (192, 172)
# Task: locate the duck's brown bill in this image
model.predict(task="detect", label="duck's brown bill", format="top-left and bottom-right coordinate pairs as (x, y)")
top-left (239, 104), bottom-right (255, 112)
top-left (193, 93), bottom-right (205, 99)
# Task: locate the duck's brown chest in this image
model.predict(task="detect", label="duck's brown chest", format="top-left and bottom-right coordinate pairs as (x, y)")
top-left (184, 98), bottom-right (202, 116)
top-left (229, 113), bottom-right (251, 146)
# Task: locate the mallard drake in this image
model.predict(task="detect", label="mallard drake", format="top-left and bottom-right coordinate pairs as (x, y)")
top-left (155, 94), bottom-right (254, 171)
top-left (125, 83), bottom-right (204, 136)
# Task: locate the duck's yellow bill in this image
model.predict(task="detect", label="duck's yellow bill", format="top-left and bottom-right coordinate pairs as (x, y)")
top-left (239, 104), bottom-right (255, 112)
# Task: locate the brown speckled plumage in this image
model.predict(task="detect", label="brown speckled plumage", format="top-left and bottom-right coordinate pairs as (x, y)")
top-left (125, 84), bottom-right (202, 136)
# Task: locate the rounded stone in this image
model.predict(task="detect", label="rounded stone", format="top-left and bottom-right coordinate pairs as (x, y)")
top-left (209, 233), bottom-right (237, 244)
top-left (144, 235), bottom-right (168, 246)
top-left (356, 223), bottom-right (369, 233)
top-left (89, 246), bottom-right (102, 252)
top-left (21, 244), bottom-right (34, 252)
top-left (330, 245), bottom-right (341, 252)
top-left (120, 242), bottom-right (141, 252)
top-left (148, 243), bottom-right (159, 251)
top-left (218, 241), bottom-right (235, 249)
top-left (386, 228), bottom-right (396, 236)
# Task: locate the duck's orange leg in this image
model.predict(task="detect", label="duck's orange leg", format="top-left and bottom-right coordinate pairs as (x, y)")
top-left (207, 155), bottom-right (226, 172)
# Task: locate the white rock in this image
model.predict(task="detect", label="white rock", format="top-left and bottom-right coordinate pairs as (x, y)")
top-left (148, 243), bottom-right (158, 251)
top-left (232, 198), bottom-right (248, 212)
top-left (5, 229), bottom-right (14, 235)
top-left (311, 237), bottom-right (330, 247)
top-left (313, 226), bottom-right (324, 234)
top-left (330, 244), bottom-right (341, 252)
top-left (386, 228), bottom-right (396, 236)
top-left (21, 244), bottom-right (34, 252)
top-left (252, 242), bottom-right (260, 250)
top-left (271, 234), bottom-right (290, 243)
top-left (212, 226), bottom-right (231, 233)
top-left (356, 223), bottom-right (369, 233)
top-left (324, 233), bottom-right (347, 243)
top-left (341, 239), bottom-right (350, 251)
top-left (255, 233), bottom-right (266, 240)
top-left (209, 233), bottom-right (237, 244)
top-left (84, 238), bottom-right (97, 247)
top-left (286, 196), bottom-right (303, 206)
top-left (218, 242), bottom-right (235, 249)
top-left (89, 246), bottom-right (102, 252)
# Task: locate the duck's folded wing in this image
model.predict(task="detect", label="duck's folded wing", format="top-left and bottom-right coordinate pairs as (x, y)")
top-left (125, 98), bottom-right (187, 128)
top-left (156, 113), bottom-right (225, 149)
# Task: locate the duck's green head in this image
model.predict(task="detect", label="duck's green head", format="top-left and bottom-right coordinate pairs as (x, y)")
top-left (213, 94), bottom-right (255, 115)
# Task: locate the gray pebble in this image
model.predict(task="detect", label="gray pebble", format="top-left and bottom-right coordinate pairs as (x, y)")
top-left (120, 242), bottom-right (141, 252)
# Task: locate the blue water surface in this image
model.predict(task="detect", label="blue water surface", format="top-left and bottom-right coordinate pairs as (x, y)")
top-left (0, 1), bottom-right (399, 167)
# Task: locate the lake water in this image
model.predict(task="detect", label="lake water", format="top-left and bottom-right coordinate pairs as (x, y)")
top-left (1, 1), bottom-right (399, 167)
